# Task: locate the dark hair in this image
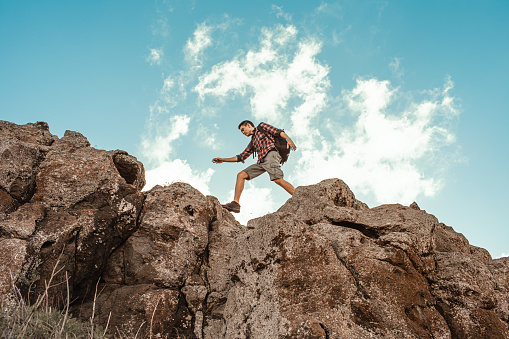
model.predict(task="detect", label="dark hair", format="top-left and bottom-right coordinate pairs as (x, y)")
top-left (238, 120), bottom-right (255, 129)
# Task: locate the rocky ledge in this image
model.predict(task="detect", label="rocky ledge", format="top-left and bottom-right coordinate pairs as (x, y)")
top-left (0, 120), bottom-right (508, 338)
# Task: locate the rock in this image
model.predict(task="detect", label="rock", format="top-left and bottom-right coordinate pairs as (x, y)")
top-left (409, 201), bottom-right (420, 210)
top-left (32, 147), bottom-right (124, 208)
top-left (51, 130), bottom-right (91, 151)
top-left (0, 121), bottom-right (57, 202)
top-left (0, 120), bottom-right (57, 147)
top-left (197, 179), bottom-right (508, 338)
top-left (489, 257), bottom-right (509, 325)
top-left (0, 137), bottom-right (47, 202)
top-left (0, 238), bottom-right (27, 300)
top-left (1, 121), bottom-right (507, 339)
top-left (277, 178), bottom-right (368, 225)
top-left (0, 189), bottom-right (19, 221)
top-left (91, 284), bottom-right (192, 339)
top-left (0, 203), bottom-right (45, 238)
top-left (109, 150), bottom-right (146, 191)
top-left (104, 183), bottom-right (212, 288)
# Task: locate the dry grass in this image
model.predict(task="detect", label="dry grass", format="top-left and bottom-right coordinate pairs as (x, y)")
top-left (0, 252), bottom-right (110, 339)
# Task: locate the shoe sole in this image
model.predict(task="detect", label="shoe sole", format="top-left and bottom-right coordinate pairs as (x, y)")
top-left (222, 205), bottom-right (240, 213)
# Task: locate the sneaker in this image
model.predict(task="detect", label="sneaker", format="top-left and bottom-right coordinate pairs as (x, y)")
top-left (222, 201), bottom-right (241, 213)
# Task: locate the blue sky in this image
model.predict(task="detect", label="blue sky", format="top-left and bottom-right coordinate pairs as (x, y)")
top-left (1, 1), bottom-right (508, 258)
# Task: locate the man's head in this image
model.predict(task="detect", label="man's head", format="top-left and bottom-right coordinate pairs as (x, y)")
top-left (238, 120), bottom-right (255, 136)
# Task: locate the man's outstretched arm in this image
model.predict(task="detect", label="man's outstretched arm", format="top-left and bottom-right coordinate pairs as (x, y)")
top-left (212, 156), bottom-right (239, 164)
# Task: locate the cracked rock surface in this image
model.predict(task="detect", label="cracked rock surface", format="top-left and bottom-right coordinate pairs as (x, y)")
top-left (1, 121), bottom-right (508, 338)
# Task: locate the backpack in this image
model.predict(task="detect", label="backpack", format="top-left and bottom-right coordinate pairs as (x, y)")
top-left (254, 125), bottom-right (291, 165)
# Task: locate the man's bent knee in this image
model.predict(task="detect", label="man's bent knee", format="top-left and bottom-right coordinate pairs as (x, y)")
top-left (237, 171), bottom-right (249, 180)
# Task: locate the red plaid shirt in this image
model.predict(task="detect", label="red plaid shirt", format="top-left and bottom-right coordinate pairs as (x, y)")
top-left (237, 122), bottom-right (283, 164)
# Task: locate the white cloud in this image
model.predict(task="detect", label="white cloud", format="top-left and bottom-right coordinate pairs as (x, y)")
top-left (195, 123), bottom-right (221, 150)
top-left (195, 24), bottom-right (329, 142)
top-left (147, 48), bottom-right (163, 65)
top-left (144, 159), bottom-right (214, 195)
top-left (226, 182), bottom-right (278, 225)
top-left (142, 114), bottom-right (190, 164)
top-left (291, 77), bottom-right (459, 204)
top-left (185, 22), bottom-right (213, 65)
top-left (496, 253), bottom-right (509, 259)
top-left (271, 4), bottom-right (292, 21)
top-left (141, 17), bottom-right (461, 214)
top-left (389, 57), bottom-right (404, 80)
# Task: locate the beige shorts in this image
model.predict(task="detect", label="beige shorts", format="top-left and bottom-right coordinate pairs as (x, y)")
top-left (243, 150), bottom-right (284, 181)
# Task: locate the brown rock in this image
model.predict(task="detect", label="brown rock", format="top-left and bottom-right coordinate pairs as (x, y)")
top-left (93, 284), bottom-right (192, 339)
top-left (0, 137), bottom-right (46, 202)
top-left (409, 201), bottom-right (420, 210)
top-left (277, 178), bottom-right (368, 224)
top-left (0, 238), bottom-right (27, 299)
top-left (32, 147), bottom-right (127, 208)
top-left (2, 120), bottom-right (508, 339)
top-left (0, 121), bottom-right (57, 202)
top-left (198, 179), bottom-right (507, 338)
top-left (489, 257), bottom-right (509, 324)
top-left (0, 120), bottom-right (57, 147)
top-left (104, 183), bottom-right (212, 288)
top-left (50, 130), bottom-right (91, 151)
top-left (109, 150), bottom-right (146, 191)
top-left (0, 202), bottom-right (45, 238)
top-left (0, 189), bottom-right (18, 221)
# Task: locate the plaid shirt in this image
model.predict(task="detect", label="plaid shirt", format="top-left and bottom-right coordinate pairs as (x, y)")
top-left (237, 122), bottom-right (283, 164)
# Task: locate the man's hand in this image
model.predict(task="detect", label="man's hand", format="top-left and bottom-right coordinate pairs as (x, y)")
top-left (212, 158), bottom-right (223, 164)
top-left (286, 140), bottom-right (297, 151)
top-left (281, 132), bottom-right (297, 151)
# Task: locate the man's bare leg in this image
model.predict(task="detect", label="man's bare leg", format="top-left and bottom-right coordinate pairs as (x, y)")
top-left (274, 178), bottom-right (295, 195)
top-left (234, 171), bottom-right (249, 203)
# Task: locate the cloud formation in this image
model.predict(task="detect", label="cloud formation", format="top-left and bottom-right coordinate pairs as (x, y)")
top-left (147, 48), bottom-right (163, 65)
top-left (145, 159), bottom-right (214, 194)
top-left (140, 14), bottom-right (461, 218)
top-left (292, 77), bottom-right (459, 203)
top-left (142, 114), bottom-right (190, 164)
top-left (185, 22), bottom-right (213, 65)
top-left (192, 23), bottom-right (460, 206)
top-left (195, 24), bottom-right (330, 148)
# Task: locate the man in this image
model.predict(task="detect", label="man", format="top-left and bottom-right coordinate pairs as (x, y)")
top-left (212, 120), bottom-right (297, 213)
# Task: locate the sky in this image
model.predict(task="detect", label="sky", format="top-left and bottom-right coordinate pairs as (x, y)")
top-left (1, 1), bottom-right (508, 258)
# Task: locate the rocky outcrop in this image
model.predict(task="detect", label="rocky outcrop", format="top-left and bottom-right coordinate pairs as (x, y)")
top-left (1, 121), bottom-right (508, 338)
top-left (0, 121), bottom-right (145, 309)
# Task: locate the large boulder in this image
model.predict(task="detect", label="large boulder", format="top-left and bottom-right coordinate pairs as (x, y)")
top-left (199, 179), bottom-right (508, 339)
top-left (0, 121), bottom-right (145, 309)
top-left (88, 183), bottom-right (243, 338)
top-left (103, 183), bottom-right (213, 288)
top-left (23, 147), bottom-right (145, 303)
